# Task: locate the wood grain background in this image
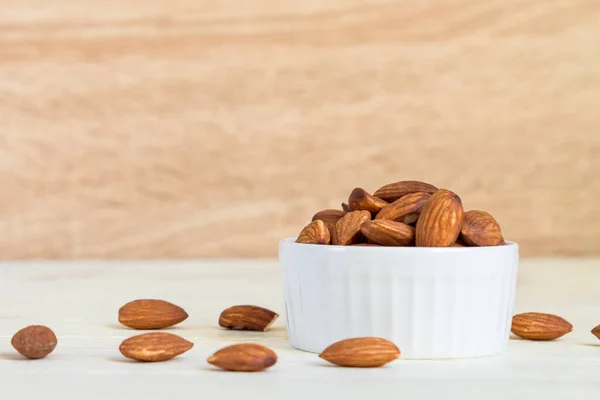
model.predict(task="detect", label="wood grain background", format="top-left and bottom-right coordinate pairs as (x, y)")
top-left (1, 0), bottom-right (599, 259)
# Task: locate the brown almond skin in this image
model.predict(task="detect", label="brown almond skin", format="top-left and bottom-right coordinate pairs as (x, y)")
top-left (592, 324), bottom-right (600, 340)
top-left (319, 337), bottom-right (400, 368)
top-left (376, 192), bottom-right (431, 222)
top-left (348, 188), bottom-right (388, 214)
top-left (119, 332), bottom-right (193, 362)
top-left (218, 305), bottom-right (279, 331)
top-left (341, 203), bottom-right (350, 212)
top-left (333, 210), bottom-right (372, 245)
top-left (118, 299), bottom-right (188, 330)
top-left (460, 210), bottom-right (505, 246)
top-left (207, 343), bottom-right (278, 372)
top-left (415, 189), bottom-right (464, 247)
top-left (361, 220), bottom-right (415, 246)
top-left (312, 209), bottom-right (346, 237)
top-left (511, 312), bottom-right (573, 340)
top-left (373, 180), bottom-right (438, 202)
top-left (11, 325), bottom-right (57, 359)
top-left (296, 220), bottom-right (330, 244)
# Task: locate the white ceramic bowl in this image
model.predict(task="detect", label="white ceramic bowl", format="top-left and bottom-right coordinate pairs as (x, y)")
top-left (279, 238), bottom-right (519, 359)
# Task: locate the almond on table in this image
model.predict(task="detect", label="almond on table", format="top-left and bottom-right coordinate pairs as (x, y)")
top-left (218, 305), bottom-right (279, 332)
top-left (319, 337), bottom-right (400, 368)
top-left (511, 312), bottom-right (573, 340)
top-left (119, 332), bottom-right (193, 362)
top-left (11, 325), bottom-right (57, 359)
top-left (207, 343), bottom-right (278, 372)
top-left (118, 299), bottom-right (188, 330)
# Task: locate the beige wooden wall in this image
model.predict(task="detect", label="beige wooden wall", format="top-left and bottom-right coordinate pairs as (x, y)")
top-left (1, 0), bottom-right (599, 259)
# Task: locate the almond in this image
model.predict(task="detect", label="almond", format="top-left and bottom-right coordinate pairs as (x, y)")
top-left (592, 324), bottom-right (600, 340)
top-left (415, 189), bottom-right (464, 247)
top-left (119, 332), bottom-right (193, 362)
top-left (312, 209), bottom-right (346, 237)
top-left (11, 325), bottom-right (57, 359)
top-left (218, 305), bottom-right (279, 331)
top-left (296, 220), bottom-right (330, 244)
top-left (375, 192), bottom-right (431, 222)
top-left (319, 337), bottom-right (400, 368)
top-left (333, 210), bottom-right (372, 245)
top-left (352, 243), bottom-right (383, 246)
top-left (373, 180), bottom-right (438, 202)
top-left (207, 343), bottom-right (278, 372)
top-left (361, 220), bottom-right (415, 246)
top-left (511, 312), bottom-right (573, 340)
top-left (118, 299), bottom-right (188, 330)
top-left (460, 210), bottom-right (505, 246)
top-left (348, 188), bottom-right (388, 214)
top-left (341, 203), bottom-right (350, 212)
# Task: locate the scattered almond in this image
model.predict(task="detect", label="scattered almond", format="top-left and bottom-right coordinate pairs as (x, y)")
top-left (219, 305), bottom-right (279, 331)
top-left (333, 210), bottom-right (372, 245)
top-left (415, 189), bottom-right (464, 247)
top-left (373, 180), bottom-right (438, 203)
top-left (511, 312), bottom-right (573, 340)
top-left (118, 299), bottom-right (188, 330)
top-left (312, 209), bottom-right (346, 237)
top-left (207, 343), bottom-right (278, 372)
top-left (376, 192), bottom-right (431, 222)
top-left (348, 188), bottom-right (388, 214)
top-left (592, 324), bottom-right (600, 340)
top-left (11, 325), bottom-right (57, 359)
top-left (361, 220), bottom-right (415, 246)
top-left (296, 220), bottom-right (330, 244)
top-left (119, 332), bottom-right (193, 362)
top-left (460, 210), bottom-right (505, 246)
top-left (319, 337), bottom-right (400, 368)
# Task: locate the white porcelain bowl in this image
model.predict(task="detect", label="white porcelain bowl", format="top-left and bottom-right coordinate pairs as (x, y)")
top-left (279, 238), bottom-right (519, 359)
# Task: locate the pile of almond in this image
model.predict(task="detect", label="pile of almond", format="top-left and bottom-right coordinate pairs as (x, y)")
top-left (296, 180), bottom-right (505, 247)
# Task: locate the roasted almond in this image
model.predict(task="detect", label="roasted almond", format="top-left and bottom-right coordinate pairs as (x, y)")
top-left (118, 299), bottom-right (188, 330)
top-left (333, 210), bottom-right (372, 245)
top-left (341, 203), bottom-right (350, 212)
top-left (592, 324), bottom-right (600, 340)
top-left (296, 220), bottom-right (330, 244)
top-left (361, 220), bottom-right (415, 246)
top-left (319, 337), bottom-right (400, 368)
top-left (207, 343), bottom-right (278, 372)
top-left (460, 210), bottom-right (505, 246)
top-left (511, 312), bottom-right (573, 340)
top-left (312, 209), bottom-right (346, 237)
top-left (11, 325), bottom-right (57, 359)
top-left (415, 189), bottom-right (464, 247)
top-left (373, 180), bottom-right (438, 202)
top-left (218, 305), bottom-right (279, 331)
top-left (119, 332), bottom-right (193, 362)
top-left (376, 192), bottom-right (431, 222)
top-left (348, 188), bottom-right (388, 214)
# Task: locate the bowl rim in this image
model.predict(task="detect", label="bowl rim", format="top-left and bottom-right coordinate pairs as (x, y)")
top-left (279, 237), bottom-right (518, 253)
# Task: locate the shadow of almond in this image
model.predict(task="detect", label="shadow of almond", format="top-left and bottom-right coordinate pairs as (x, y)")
top-left (0, 352), bottom-right (28, 361)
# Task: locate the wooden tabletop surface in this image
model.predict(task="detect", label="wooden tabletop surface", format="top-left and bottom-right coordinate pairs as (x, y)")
top-left (0, 258), bottom-right (598, 399)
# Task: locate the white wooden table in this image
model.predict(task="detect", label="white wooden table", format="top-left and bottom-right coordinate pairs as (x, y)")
top-left (0, 259), bottom-right (599, 399)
